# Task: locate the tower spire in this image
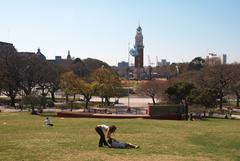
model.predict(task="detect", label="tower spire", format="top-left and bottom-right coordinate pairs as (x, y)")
top-left (67, 50), bottom-right (71, 60)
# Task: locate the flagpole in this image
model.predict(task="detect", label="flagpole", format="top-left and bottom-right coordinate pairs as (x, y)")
top-left (127, 43), bottom-right (130, 110)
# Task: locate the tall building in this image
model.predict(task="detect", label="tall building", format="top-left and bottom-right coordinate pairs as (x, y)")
top-left (118, 61), bottom-right (128, 68)
top-left (133, 25), bottom-right (144, 80)
top-left (134, 25), bottom-right (144, 68)
top-left (222, 54), bottom-right (227, 64)
top-left (205, 53), bottom-right (227, 66)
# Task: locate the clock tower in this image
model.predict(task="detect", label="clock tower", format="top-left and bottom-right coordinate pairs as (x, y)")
top-left (134, 25), bottom-right (144, 68)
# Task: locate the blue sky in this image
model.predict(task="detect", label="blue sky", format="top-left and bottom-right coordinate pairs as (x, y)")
top-left (0, 0), bottom-right (240, 65)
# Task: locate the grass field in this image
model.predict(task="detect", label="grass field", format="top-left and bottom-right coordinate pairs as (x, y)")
top-left (0, 112), bottom-right (240, 161)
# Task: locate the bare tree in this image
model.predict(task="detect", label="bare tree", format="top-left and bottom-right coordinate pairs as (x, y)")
top-left (137, 80), bottom-right (169, 104)
top-left (0, 43), bottom-right (20, 106)
top-left (199, 65), bottom-right (233, 110)
top-left (228, 64), bottom-right (240, 107)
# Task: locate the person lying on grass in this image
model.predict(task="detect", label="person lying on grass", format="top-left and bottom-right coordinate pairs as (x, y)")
top-left (107, 138), bottom-right (139, 149)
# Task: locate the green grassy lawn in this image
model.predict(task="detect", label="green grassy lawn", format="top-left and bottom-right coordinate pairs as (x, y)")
top-left (0, 113), bottom-right (240, 161)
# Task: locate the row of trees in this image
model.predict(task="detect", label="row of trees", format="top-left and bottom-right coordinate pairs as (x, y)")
top-left (0, 44), bottom-right (66, 107)
top-left (60, 67), bottom-right (125, 110)
top-left (0, 43), bottom-right (121, 110)
top-left (137, 58), bottom-right (240, 119)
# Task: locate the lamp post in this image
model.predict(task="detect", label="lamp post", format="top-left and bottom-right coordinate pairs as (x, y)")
top-left (127, 43), bottom-right (130, 110)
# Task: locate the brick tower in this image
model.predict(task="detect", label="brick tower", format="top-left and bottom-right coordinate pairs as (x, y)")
top-left (134, 25), bottom-right (144, 80)
top-left (134, 25), bottom-right (144, 68)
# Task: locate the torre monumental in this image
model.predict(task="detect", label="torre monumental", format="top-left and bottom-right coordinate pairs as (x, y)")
top-left (134, 25), bottom-right (144, 79)
top-left (134, 25), bottom-right (144, 68)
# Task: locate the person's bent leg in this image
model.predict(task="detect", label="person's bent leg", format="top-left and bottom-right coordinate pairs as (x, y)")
top-left (95, 127), bottom-right (106, 147)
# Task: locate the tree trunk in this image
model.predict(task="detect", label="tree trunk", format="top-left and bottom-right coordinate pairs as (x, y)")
top-left (70, 94), bottom-right (76, 111)
top-left (237, 96), bottom-right (240, 107)
top-left (105, 97), bottom-right (110, 106)
top-left (101, 97), bottom-right (104, 107)
top-left (85, 99), bottom-right (90, 109)
top-left (219, 95), bottom-right (223, 110)
top-left (23, 87), bottom-right (32, 96)
top-left (151, 96), bottom-right (156, 104)
top-left (70, 101), bottom-right (73, 111)
top-left (51, 91), bottom-right (55, 102)
top-left (10, 95), bottom-right (16, 107)
top-left (236, 92), bottom-right (240, 107)
top-left (66, 94), bottom-right (69, 103)
top-left (185, 102), bottom-right (189, 121)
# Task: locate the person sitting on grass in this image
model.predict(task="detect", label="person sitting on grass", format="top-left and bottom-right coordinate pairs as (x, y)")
top-left (44, 117), bottom-right (53, 127)
top-left (107, 138), bottom-right (139, 149)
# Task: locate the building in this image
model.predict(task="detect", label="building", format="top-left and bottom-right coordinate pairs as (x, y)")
top-left (205, 53), bottom-right (227, 66)
top-left (157, 59), bottom-right (170, 67)
top-left (134, 25), bottom-right (144, 68)
top-left (133, 25), bottom-right (144, 80)
top-left (222, 54), bottom-right (227, 64)
top-left (118, 61), bottom-right (128, 68)
top-left (36, 48), bottom-right (46, 60)
top-left (48, 50), bottom-right (72, 65)
top-left (0, 41), bottom-right (16, 53)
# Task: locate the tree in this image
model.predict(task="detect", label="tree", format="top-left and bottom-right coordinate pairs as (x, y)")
top-left (36, 61), bottom-right (56, 108)
top-left (77, 80), bottom-right (98, 109)
top-left (60, 72), bottom-right (97, 110)
top-left (60, 72), bottom-right (79, 110)
top-left (83, 58), bottom-right (110, 73)
top-left (0, 43), bottom-right (20, 106)
top-left (49, 64), bottom-right (66, 102)
top-left (199, 65), bottom-right (233, 110)
top-left (71, 58), bottom-right (89, 77)
top-left (166, 82), bottom-right (195, 120)
top-left (228, 64), bottom-right (240, 107)
top-left (17, 53), bottom-right (43, 96)
top-left (188, 57), bottom-right (205, 71)
top-left (192, 88), bottom-right (218, 109)
top-left (137, 80), bottom-right (168, 104)
top-left (92, 67), bottom-right (121, 106)
top-left (22, 94), bottom-right (41, 114)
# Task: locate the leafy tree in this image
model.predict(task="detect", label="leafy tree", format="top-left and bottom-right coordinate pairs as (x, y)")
top-left (192, 88), bottom-right (218, 108)
top-left (71, 58), bottom-right (89, 77)
top-left (166, 82), bottom-right (195, 120)
top-left (77, 80), bottom-right (98, 109)
top-left (60, 71), bottom-right (79, 109)
top-left (92, 67), bottom-right (121, 106)
top-left (83, 58), bottom-right (110, 73)
top-left (22, 94), bottom-right (41, 114)
top-left (188, 57), bottom-right (205, 71)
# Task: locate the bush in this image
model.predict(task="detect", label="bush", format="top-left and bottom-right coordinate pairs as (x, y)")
top-left (46, 99), bottom-right (54, 107)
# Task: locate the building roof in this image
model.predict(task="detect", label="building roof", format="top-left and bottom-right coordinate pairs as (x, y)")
top-left (36, 48), bottom-right (46, 60)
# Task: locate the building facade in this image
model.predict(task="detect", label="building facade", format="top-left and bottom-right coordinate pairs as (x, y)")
top-left (134, 25), bottom-right (144, 68)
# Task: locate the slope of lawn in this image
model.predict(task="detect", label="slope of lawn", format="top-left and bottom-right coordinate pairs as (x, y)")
top-left (0, 112), bottom-right (240, 161)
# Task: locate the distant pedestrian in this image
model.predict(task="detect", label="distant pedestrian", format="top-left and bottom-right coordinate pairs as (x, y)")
top-left (95, 124), bottom-right (117, 147)
top-left (44, 117), bottom-right (53, 127)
